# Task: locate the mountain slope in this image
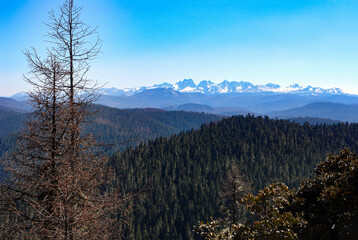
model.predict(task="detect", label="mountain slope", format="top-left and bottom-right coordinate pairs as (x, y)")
top-left (164, 103), bottom-right (252, 116)
top-left (98, 88), bottom-right (211, 109)
top-left (112, 115), bottom-right (358, 240)
top-left (90, 105), bottom-right (222, 150)
top-left (11, 80), bottom-right (358, 115)
top-left (0, 105), bottom-right (222, 155)
top-left (268, 102), bottom-right (358, 122)
top-left (0, 97), bottom-right (30, 112)
top-left (0, 110), bottom-right (25, 138)
top-left (97, 87), bottom-right (358, 115)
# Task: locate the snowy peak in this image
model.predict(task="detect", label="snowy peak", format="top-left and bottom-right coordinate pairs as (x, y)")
top-left (197, 80), bottom-right (220, 94)
top-left (153, 82), bottom-right (174, 89)
top-left (100, 80), bottom-right (346, 96)
top-left (174, 79), bottom-right (197, 92)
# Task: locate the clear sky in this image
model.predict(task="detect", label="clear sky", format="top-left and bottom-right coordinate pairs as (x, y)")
top-left (1, 0), bottom-right (358, 96)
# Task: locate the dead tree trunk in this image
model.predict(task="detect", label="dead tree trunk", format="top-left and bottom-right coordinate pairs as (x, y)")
top-left (0, 1), bottom-right (131, 239)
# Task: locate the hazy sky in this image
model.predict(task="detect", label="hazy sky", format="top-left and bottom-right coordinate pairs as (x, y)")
top-left (1, 0), bottom-right (358, 96)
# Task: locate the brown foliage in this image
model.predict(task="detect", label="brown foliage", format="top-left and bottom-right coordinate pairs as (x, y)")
top-left (0, 1), bottom-right (131, 239)
top-left (219, 165), bottom-right (250, 225)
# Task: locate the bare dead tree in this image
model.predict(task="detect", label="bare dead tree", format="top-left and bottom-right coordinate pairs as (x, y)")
top-left (219, 165), bottom-right (250, 226)
top-left (46, 0), bottom-right (101, 103)
top-left (1, 51), bottom-right (69, 238)
top-left (0, 1), bottom-right (131, 239)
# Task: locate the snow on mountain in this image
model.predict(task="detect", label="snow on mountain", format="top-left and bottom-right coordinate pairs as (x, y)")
top-left (10, 91), bottom-right (28, 101)
top-left (174, 79), bottom-right (196, 92)
top-left (153, 82), bottom-right (174, 89)
top-left (101, 87), bottom-right (140, 96)
top-left (99, 79), bottom-right (345, 97)
top-left (197, 80), bottom-right (220, 94)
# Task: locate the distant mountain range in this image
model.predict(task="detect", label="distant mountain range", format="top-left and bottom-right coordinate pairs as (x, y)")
top-left (6, 79), bottom-right (358, 122)
top-left (101, 79), bottom-right (344, 96)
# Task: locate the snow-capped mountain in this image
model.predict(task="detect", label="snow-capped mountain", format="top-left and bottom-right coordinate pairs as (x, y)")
top-left (101, 79), bottom-right (344, 96)
top-left (8, 79), bottom-right (358, 121)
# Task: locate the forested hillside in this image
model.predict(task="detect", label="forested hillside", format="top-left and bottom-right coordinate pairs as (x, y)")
top-left (90, 105), bottom-right (221, 150)
top-left (111, 115), bottom-right (358, 240)
top-left (0, 110), bottom-right (25, 157)
top-left (1, 106), bottom-right (356, 239)
top-left (0, 106), bottom-right (221, 156)
top-left (0, 110), bottom-right (25, 138)
top-left (287, 116), bottom-right (341, 125)
top-left (268, 102), bottom-right (358, 122)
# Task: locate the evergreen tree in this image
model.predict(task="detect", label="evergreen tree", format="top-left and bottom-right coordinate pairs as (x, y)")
top-left (196, 149), bottom-right (358, 240)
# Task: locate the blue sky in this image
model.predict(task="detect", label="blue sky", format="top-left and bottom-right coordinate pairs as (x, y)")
top-left (1, 0), bottom-right (358, 96)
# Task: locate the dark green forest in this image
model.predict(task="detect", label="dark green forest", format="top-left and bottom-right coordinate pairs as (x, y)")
top-left (1, 106), bottom-right (358, 239)
top-left (0, 110), bottom-right (25, 138)
top-left (89, 105), bottom-right (222, 151)
top-left (0, 110), bottom-right (25, 158)
top-left (287, 116), bottom-right (341, 125)
top-left (0, 106), bottom-right (221, 156)
top-left (111, 115), bottom-right (358, 240)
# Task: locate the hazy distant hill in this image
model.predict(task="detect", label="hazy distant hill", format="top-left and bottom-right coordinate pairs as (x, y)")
top-left (268, 102), bottom-right (358, 122)
top-left (96, 87), bottom-right (358, 116)
top-left (98, 88), bottom-right (211, 109)
top-left (98, 88), bottom-right (312, 111)
top-left (164, 103), bottom-right (252, 116)
top-left (7, 90), bottom-right (358, 123)
top-left (165, 103), bottom-right (217, 112)
top-left (0, 97), bottom-right (30, 112)
top-left (10, 92), bottom-right (28, 102)
top-left (10, 80), bottom-right (358, 116)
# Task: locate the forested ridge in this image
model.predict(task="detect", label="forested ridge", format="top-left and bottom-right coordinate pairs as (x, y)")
top-left (111, 115), bottom-right (358, 240)
top-left (89, 105), bottom-right (222, 150)
top-left (0, 106), bottom-right (221, 156)
top-left (0, 105), bottom-right (341, 156)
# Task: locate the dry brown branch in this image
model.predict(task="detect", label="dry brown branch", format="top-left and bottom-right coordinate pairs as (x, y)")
top-left (219, 165), bottom-right (250, 225)
top-left (0, 1), bottom-right (131, 239)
